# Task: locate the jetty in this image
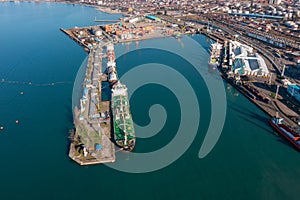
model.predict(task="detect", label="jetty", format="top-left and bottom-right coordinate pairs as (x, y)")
top-left (60, 28), bottom-right (89, 51)
top-left (94, 18), bottom-right (120, 23)
top-left (68, 45), bottom-right (115, 165)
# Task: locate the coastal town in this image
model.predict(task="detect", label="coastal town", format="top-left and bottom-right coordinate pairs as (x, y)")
top-left (2, 2), bottom-right (300, 199)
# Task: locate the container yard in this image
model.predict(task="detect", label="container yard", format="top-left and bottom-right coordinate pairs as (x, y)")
top-left (60, 14), bottom-right (196, 50)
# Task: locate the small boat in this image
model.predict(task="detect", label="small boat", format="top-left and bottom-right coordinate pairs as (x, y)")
top-left (269, 117), bottom-right (300, 150)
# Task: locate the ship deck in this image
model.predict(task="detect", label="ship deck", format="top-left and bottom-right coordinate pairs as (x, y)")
top-left (112, 94), bottom-right (135, 140)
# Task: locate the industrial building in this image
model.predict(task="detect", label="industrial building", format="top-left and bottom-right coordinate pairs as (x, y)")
top-left (146, 15), bottom-right (161, 21)
top-left (287, 84), bottom-right (300, 103)
top-left (229, 40), bottom-right (269, 77)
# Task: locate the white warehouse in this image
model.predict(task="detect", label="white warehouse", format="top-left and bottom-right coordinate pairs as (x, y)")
top-left (229, 40), bottom-right (269, 77)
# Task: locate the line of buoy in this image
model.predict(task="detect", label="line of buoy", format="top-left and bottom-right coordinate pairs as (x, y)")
top-left (0, 120), bottom-right (20, 131)
top-left (1, 79), bottom-right (72, 87)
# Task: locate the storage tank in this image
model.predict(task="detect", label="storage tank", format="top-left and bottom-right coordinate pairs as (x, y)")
top-left (95, 30), bottom-right (102, 36)
top-left (244, 3), bottom-right (251, 8)
top-left (277, 6), bottom-right (283, 11)
top-left (234, 2), bottom-right (240, 7)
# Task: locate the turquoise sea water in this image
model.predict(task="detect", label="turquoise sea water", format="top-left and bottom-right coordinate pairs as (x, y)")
top-left (0, 2), bottom-right (300, 200)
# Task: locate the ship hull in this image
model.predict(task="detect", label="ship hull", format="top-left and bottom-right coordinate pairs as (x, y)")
top-left (111, 82), bottom-right (136, 151)
top-left (116, 139), bottom-right (136, 152)
top-left (269, 120), bottom-right (300, 151)
top-left (109, 80), bottom-right (118, 86)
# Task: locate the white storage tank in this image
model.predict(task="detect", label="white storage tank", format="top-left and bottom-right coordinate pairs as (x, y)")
top-left (95, 30), bottom-right (102, 36)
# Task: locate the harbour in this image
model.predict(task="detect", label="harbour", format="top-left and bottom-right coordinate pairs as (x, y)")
top-left (1, 2), bottom-right (300, 200)
top-left (61, 11), bottom-right (300, 158)
top-left (66, 34), bottom-right (137, 164)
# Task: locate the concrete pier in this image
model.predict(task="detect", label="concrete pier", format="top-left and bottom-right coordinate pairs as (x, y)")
top-left (95, 19), bottom-right (120, 22)
top-left (69, 45), bottom-right (115, 165)
top-left (60, 28), bottom-right (90, 51)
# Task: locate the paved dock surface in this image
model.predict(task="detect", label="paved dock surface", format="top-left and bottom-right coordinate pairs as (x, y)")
top-left (69, 45), bottom-right (115, 165)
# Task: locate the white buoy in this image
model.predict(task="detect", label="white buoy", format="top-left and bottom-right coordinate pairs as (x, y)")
top-left (0, 126), bottom-right (4, 130)
top-left (20, 91), bottom-right (24, 95)
top-left (15, 120), bottom-right (19, 124)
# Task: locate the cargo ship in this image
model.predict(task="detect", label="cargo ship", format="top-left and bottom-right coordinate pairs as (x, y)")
top-left (209, 41), bottom-right (223, 69)
top-left (111, 81), bottom-right (136, 151)
top-left (107, 60), bottom-right (118, 85)
top-left (106, 44), bottom-right (118, 85)
top-left (269, 117), bottom-right (300, 150)
top-left (106, 43), bottom-right (115, 62)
